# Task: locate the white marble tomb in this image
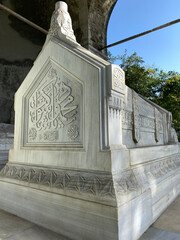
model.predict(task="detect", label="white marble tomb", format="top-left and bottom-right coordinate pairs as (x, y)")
top-left (0, 2), bottom-right (179, 240)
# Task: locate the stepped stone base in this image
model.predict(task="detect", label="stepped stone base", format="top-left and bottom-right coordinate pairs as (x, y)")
top-left (0, 144), bottom-right (179, 240)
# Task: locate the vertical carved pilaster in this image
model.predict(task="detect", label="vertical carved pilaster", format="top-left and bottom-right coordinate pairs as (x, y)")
top-left (132, 91), bottom-right (140, 143)
top-left (162, 113), bottom-right (168, 144)
top-left (154, 108), bottom-right (160, 142)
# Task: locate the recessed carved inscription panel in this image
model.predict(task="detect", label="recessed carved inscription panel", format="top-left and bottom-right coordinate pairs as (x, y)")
top-left (112, 67), bottom-right (124, 93)
top-left (23, 60), bottom-right (83, 147)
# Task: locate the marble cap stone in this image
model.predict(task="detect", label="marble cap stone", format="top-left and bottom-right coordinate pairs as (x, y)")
top-left (55, 1), bottom-right (68, 11)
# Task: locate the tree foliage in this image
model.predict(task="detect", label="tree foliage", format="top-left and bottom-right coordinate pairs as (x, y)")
top-left (153, 71), bottom-right (180, 134)
top-left (108, 50), bottom-right (180, 139)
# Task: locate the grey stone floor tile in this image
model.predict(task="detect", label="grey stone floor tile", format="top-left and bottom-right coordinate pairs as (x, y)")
top-left (4, 225), bottom-right (69, 240)
top-left (139, 227), bottom-right (180, 240)
top-left (153, 196), bottom-right (180, 234)
top-left (0, 209), bottom-right (69, 240)
top-left (140, 196), bottom-right (180, 240)
top-left (0, 210), bottom-right (33, 239)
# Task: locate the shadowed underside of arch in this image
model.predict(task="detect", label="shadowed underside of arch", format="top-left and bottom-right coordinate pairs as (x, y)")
top-left (0, 0), bottom-right (117, 123)
top-left (8, 0), bottom-right (118, 56)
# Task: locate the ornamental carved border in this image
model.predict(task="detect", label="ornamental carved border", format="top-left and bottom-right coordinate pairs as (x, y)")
top-left (1, 153), bottom-right (179, 199)
top-left (0, 164), bottom-right (115, 199)
top-left (114, 170), bottom-right (141, 194)
top-left (0, 164), bottom-right (141, 198)
top-left (133, 153), bottom-right (180, 188)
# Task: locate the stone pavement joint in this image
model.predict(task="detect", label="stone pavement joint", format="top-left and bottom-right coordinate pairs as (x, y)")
top-left (140, 195), bottom-right (180, 240)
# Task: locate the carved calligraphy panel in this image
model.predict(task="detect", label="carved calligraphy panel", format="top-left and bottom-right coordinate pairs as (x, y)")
top-left (112, 67), bottom-right (125, 93)
top-left (107, 65), bottom-right (125, 94)
top-left (23, 60), bottom-right (83, 148)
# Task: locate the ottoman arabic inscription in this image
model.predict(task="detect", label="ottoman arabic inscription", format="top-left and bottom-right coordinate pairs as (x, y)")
top-left (29, 68), bottom-right (77, 130)
top-left (24, 64), bottom-right (83, 146)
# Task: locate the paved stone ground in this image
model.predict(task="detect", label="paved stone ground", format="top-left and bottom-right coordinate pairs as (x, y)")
top-left (140, 195), bottom-right (180, 240)
top-left (0, 209), bottom-right (69, 240)
top-left (0, 196), bottom-right (179, 240)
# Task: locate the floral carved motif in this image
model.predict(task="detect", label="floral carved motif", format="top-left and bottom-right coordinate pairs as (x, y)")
top-left (68, 124), bottom-right (79, 140)
top-left (112, 68), bottom-right (124, 93)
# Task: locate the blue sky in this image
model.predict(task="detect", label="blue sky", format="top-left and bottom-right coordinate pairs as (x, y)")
top-left (107, 0), bottom-right (180, 72)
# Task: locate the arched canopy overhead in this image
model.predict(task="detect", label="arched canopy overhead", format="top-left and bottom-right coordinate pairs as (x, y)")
top-left (8, 0), bottom-right (117, 56)
top-left (66, 0), bottom-right (118, 55)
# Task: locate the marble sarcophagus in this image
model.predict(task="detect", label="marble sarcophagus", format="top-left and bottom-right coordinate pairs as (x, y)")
top-left (0, 2), bottom-right (179, 240)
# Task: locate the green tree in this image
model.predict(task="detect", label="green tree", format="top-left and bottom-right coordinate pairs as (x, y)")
top-left (153, 71), bottom-right (180, 135)
top-left (118, 50), bottom-right (159, 98)
top-left (108, 50), bottom-right (180, 140)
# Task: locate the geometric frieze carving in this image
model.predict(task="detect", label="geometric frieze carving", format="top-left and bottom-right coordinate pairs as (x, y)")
top-left (0, 164), bottom-right (115, 200)
top-left (0, 153), bottom-right (179, 199)
top-left (23, 60), bottom-right (83, 148)
top-left (132, 90), bottom-right (140, 143)
top-left (133, 153), bottom-right (180, 188)
top-left (114, 170), bottom-right (141, 194)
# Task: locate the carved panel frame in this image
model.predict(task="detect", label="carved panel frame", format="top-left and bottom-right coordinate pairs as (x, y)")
top-left (21, 58), bottom-right (84, 149)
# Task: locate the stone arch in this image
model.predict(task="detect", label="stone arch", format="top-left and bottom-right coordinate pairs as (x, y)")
top-left (5, 0), bottom-right (118, 56)
top-left (65, 0), bottom-right (118, 56)
top-left (88, 0), bottom-right (117, 54)
top-left (0, 0), bottom-right (118, 124)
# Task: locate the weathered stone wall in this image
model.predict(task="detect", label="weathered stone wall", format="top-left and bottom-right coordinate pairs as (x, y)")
top-left (0, 60), bottom-right (32, 123)
top-left (0, 0), bottom-right (44, 123)
top-left (1, 0), bottom-right (117, 57)
top-left (0, 0), bottom-right (117, 123)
